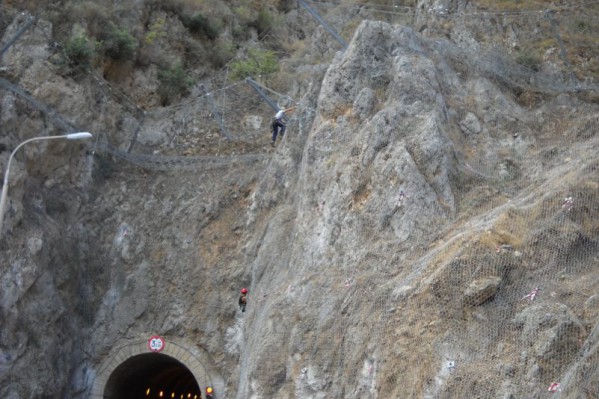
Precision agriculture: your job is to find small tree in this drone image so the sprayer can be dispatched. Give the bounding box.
[104,26,138,61]
[230,48,279,80]
[515,50,541,72]
[157,62,194,104]
[184,13,220,40]
[254,8,274,36]
[64,33,96,70]
[145,18,167,45]
[208,42,236,68]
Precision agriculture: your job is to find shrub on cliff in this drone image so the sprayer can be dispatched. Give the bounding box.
[230,48,279,80]
[64,33,96,71]
[103,26,138,61]
[157,62,194,104]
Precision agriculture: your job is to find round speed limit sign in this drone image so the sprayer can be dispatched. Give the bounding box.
[147,336,165,352]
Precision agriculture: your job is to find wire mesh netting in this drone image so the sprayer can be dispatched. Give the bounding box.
[0,1,598,398]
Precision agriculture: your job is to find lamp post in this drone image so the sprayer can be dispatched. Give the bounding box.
[0,132,93,238]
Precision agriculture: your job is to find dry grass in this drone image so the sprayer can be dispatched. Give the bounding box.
[341,19,362,41]
[439,362,505,398]
[352,179,371,209]
[478,208,527,250]
[150,246,166,263]
[60,1,112,39]
[474,0,560,10]
[323,104,353,122]
[284,39,309,59]
[196,185,255,268]
[377,313,439,398]
[102,59,134,84]
[516,90,545,108]
[568,180,599,235]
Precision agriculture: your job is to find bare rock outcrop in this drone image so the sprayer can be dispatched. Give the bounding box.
[463,276,502,306]
[513,303,585,381]
[1,5,599,399]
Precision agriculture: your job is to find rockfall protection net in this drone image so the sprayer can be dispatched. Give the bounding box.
[1,2,598,398]
[239,3,599,398]
[2,1,596,167]
[245,120,599,398]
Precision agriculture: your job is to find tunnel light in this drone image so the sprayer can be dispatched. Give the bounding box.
[160,391,164,397]
[146,388,151,396]
[171,393,175,398]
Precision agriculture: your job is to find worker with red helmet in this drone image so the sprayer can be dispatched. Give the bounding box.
[239,288,248,312]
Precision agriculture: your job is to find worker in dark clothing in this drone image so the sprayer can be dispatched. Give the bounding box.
[270,106,295,147]
[239,288,248,312]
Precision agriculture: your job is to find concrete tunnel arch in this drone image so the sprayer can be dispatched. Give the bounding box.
[91,336,219,399]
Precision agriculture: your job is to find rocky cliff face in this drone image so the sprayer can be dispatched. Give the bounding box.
[1,5,599,399]
[239,21,599,399]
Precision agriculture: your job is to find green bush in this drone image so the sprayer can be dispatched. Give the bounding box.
[230,6,254,40]
[184,13,220,40]
[230,48,279,80]
[209,42,236,68]
[515,50,541,72]
[104,26,138,61]
[233,6,254,27]
[64,33,96,69]
[157,62,194,104]
[145,18,167,45]
[254,9,274,35]
[63,2,111,38]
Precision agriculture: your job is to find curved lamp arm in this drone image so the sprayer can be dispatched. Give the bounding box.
[0,132,92,238]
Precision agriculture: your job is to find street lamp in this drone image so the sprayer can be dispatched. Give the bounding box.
[0,132,93,238]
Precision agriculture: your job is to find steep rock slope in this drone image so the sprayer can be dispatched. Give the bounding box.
[0,12,598,399]
[238,21,599,398]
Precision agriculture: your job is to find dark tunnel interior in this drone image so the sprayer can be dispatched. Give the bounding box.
[104,353,202,399]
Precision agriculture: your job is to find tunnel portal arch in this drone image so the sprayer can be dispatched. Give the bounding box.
[90,336,215,399]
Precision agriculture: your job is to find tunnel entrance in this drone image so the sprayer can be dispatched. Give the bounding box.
[90,337,215,399]
[104,353,201,398]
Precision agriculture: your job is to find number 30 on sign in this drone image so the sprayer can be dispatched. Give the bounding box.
[147,336,165,352]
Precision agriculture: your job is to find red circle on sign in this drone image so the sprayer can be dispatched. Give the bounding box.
[147,335,165,352]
